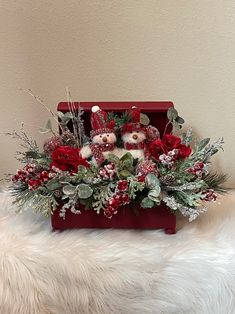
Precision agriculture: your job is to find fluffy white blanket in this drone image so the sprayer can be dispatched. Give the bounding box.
[0,190,235,314]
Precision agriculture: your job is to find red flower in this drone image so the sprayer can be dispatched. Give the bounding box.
[149,134,191,161]
[50,146,90,173]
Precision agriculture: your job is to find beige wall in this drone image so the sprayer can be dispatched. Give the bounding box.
[0,1,235,187]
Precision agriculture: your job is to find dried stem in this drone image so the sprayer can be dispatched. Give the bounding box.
[20,88,60,127]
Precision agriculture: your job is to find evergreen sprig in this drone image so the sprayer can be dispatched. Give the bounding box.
[204,172,229,194]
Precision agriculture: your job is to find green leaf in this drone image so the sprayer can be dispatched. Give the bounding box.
[145,173,160,189]
[172,121,181,131]
[77,184,93,199]
[175,116,185,124]
[107,153,120,164]
[119,170,131,178]
[39,127,51,134]
[120,152,134,164]
[63,184,77,196]
[119,152,134,172]
[141,197,155,208]
[77,165,88,174]
[140,113,150,125]
[148,187,161,202]
[64,112,74,119]
[46,180,61,191]
[197,138,210,151]
[45,119,52,130]
[57,111,65,119]
[167,107,178,121]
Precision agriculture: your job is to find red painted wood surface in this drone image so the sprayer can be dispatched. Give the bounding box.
[52,204,176,234]
[52,101,176,234]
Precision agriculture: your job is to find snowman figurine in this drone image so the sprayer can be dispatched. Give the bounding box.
[80,106,118,166]
[120,107,148,160]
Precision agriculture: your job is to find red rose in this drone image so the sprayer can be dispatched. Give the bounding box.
[164,134,181,150]
[149,134,191,161]
[177,144,192,159]
[50,146,90,173]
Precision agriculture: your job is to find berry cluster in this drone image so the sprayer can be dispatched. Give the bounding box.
[99,163,116,181]
[12,164,50,190]
[201,189,217,202]
[116,180,129,192]
[159,149,179,168]
[187,161,208,178]
[104,180,130,219]
[104,192,130,219]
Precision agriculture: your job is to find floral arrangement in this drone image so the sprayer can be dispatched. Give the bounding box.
[8,95,227,222]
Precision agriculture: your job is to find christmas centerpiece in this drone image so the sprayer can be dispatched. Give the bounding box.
[7,97,227,233]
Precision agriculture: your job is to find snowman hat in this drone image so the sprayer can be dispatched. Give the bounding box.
[121,106,146,135]
[90,105,115,137]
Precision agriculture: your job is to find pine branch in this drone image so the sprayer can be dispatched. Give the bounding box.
[204,172,229,194]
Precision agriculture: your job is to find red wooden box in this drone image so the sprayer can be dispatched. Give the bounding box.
[51,102,176,234]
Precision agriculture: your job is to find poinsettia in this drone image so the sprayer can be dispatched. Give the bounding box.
[50,146,90,173]
[149,134,192,161]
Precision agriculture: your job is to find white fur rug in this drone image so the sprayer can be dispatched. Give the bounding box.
[0,190,235,314]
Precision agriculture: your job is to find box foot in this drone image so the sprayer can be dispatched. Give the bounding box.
[165,228,176,235]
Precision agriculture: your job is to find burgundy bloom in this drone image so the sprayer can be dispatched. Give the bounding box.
[149,134,192,161]
[50,146,90,173]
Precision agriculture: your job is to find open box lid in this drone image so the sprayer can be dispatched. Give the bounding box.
[57,101,174,135]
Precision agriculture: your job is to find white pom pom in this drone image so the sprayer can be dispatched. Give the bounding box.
[92,105,100,113]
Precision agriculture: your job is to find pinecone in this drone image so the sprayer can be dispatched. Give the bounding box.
[159,174,176,186]
[54,189,62,199]
[61,129,76,146]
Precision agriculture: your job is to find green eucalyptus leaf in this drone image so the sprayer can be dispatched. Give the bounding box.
[45,119,52,130]
[63,184,77,196]
[62,195,69,200]
[77,165,88,174]
[46,180,61,191]
[148,187,161,202]
[172,121,181,131]
[57,111,65,119]
[64,112,74,119]
[197,138,210,151]
[167,107,178,121]
[39,128,51,134]
[145,173,160,189]
[77,184,93,199]
[140,113,150,125]
[141,197,155,208]
[175,116,185,124]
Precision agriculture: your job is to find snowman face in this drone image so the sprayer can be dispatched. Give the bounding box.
[122,131,146,144]
[93,132,117,144]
